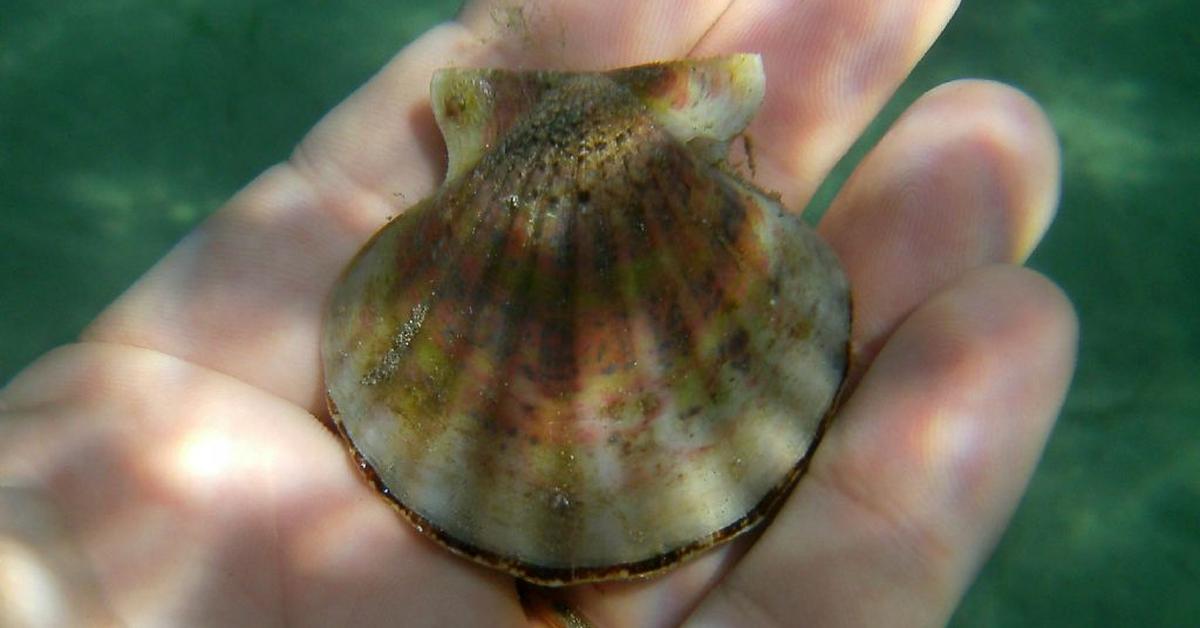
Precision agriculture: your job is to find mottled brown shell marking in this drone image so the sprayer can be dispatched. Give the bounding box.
[321,54,851,585]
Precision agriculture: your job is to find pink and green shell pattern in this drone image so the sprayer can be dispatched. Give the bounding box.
[321,54,850,585]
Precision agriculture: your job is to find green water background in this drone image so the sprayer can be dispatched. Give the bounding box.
[2,1,1197,625]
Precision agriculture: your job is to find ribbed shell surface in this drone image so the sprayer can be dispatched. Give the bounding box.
[322,67,850,584]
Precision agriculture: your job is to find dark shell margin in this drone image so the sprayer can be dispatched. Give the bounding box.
[325,312,851,587]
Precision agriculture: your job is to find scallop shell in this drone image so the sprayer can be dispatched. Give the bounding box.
[321,54,850,585]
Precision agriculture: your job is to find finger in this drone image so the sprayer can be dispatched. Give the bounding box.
[0,485,117,626]
[690,0,962,209]
[820,80,1061,375]
[0,344,524,626]
[554,544,744,628]
[296,0,732,209]
[459,0,733,68]
[687,265,1078,627]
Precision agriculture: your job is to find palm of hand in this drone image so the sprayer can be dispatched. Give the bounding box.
[0,2,1075,626]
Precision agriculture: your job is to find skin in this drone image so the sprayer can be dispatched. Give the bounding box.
[0,1,1076,626]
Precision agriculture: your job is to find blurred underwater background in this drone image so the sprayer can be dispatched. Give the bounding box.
[2,1,1196,625]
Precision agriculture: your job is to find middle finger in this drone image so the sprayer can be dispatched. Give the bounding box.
[691,0,962,210]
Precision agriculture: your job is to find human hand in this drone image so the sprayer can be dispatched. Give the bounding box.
[0,1,1076,626]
